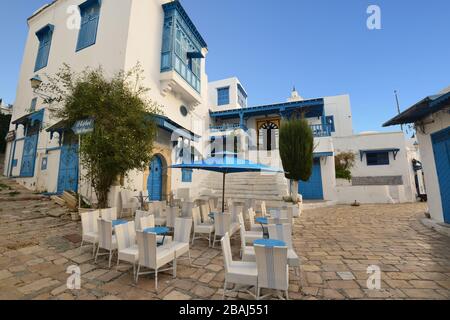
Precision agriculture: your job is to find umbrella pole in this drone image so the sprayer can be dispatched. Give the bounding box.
[222,172,226,213]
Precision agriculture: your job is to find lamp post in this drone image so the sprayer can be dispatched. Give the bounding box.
[30,75,53,100]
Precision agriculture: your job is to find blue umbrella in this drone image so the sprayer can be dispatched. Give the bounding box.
[170,153,284,213]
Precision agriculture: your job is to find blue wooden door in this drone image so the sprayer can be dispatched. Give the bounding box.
[431,126,450,223]
[20,132,39,177]
[57,143,79,194]
[298,159,324,200]
[148,156,162,201]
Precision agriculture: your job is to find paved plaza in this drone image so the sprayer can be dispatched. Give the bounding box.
[0,176,449,300]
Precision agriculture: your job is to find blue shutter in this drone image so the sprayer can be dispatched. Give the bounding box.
[34,25,54,72]
[218,87,230,106]
[366,152,390,166]
[76,1,101,51]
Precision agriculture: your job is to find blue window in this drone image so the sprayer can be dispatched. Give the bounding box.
[218,87,230,106]
[76,0,101,52]
[326,116,335,132]
[182,169,193,183]
[366,152,390,166]
[34,24,54,72]
[30,98,37,113]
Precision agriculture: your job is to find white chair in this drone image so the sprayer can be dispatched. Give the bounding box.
[254,243,289,300]
[181,201,194,218]
[80,210,100,256]
[171,218,193,274]
[208,198,218,213]
[120,190,139,217]
[192,207,214,247]
[268,217,289,225]
[267,223,301,280]
[260,201,268,217]
[248,208,264,232]
[238,217,256,262]
[150,202,167,226]
[135,231,176,290]
[230,205,242,224]
[134,210,149,231]
[221,233,258,299]
[166,206,178,229]
[100,207,118,221]
[95,219,117,268]
[238,212,263,246]
[200,204,212,223]
[115,221,138,276]
[213,212,239,247]
[140,215,172,245]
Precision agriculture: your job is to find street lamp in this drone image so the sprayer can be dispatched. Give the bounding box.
[30,74,52,100]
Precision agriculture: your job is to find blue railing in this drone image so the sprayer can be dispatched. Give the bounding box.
[310,124,332,137]
[209,123,247,132]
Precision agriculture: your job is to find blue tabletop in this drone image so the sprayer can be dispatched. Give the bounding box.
[144,227,170,235]
[208,213,215,219]
[255,217,268,225]
[112,220,128,227]
[254,239,286,247]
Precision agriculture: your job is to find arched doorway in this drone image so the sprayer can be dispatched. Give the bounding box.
[148,156,163,201]
[257,118,280,151]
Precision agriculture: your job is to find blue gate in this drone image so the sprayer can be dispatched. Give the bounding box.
[298,159,324,200]
[57,143,79,194]
[148,156,163,201]
[20,131,39,177]
[431,126,450,223]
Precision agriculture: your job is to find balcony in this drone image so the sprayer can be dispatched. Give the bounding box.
[209,123,247,133]
[310,124,332,137]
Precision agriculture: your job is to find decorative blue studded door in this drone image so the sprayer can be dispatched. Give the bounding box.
[298,158,324,200]
[148,156,162,201]
[431,126,450,223]
[20,125,40,177]
[57,141,79,194]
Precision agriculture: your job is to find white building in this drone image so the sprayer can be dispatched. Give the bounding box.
[0,100,13,115]
[207,82,420,205]
[384,86,450,224]
[3,0,423,209]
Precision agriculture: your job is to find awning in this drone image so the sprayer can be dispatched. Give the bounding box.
[152,114,201,142]
[383,91,450,127]
[187,51,205,59]
[46,120,71,143]
[12,109,44,129]
[359,149,400,161]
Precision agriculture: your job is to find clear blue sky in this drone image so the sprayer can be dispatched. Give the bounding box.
[1,0,449,133]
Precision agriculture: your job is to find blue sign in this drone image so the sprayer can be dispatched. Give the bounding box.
[72,118,95,135]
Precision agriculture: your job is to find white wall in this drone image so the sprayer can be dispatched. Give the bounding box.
[323,94,353,137]
[208,78,246,112]
[333,131,417,204]
[416,109,450,223]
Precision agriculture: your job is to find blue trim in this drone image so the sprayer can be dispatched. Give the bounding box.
[30,98,38,113]
[152,115,200,142]
[313,152,333,158]
[34,24,54,72]
[360,148,400,162]
[210,98,324,120]
[76,0,101,52]
[384,91,450,126]
[325,115,335,132]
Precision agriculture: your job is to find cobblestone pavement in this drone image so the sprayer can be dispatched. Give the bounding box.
[0,175,449,300]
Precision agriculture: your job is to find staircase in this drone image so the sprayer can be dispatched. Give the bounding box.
[198,171,289,207]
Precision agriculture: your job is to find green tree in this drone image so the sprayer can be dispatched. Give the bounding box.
[279,117,314,203]
[42,64,161,208]
[0,113,12,153]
